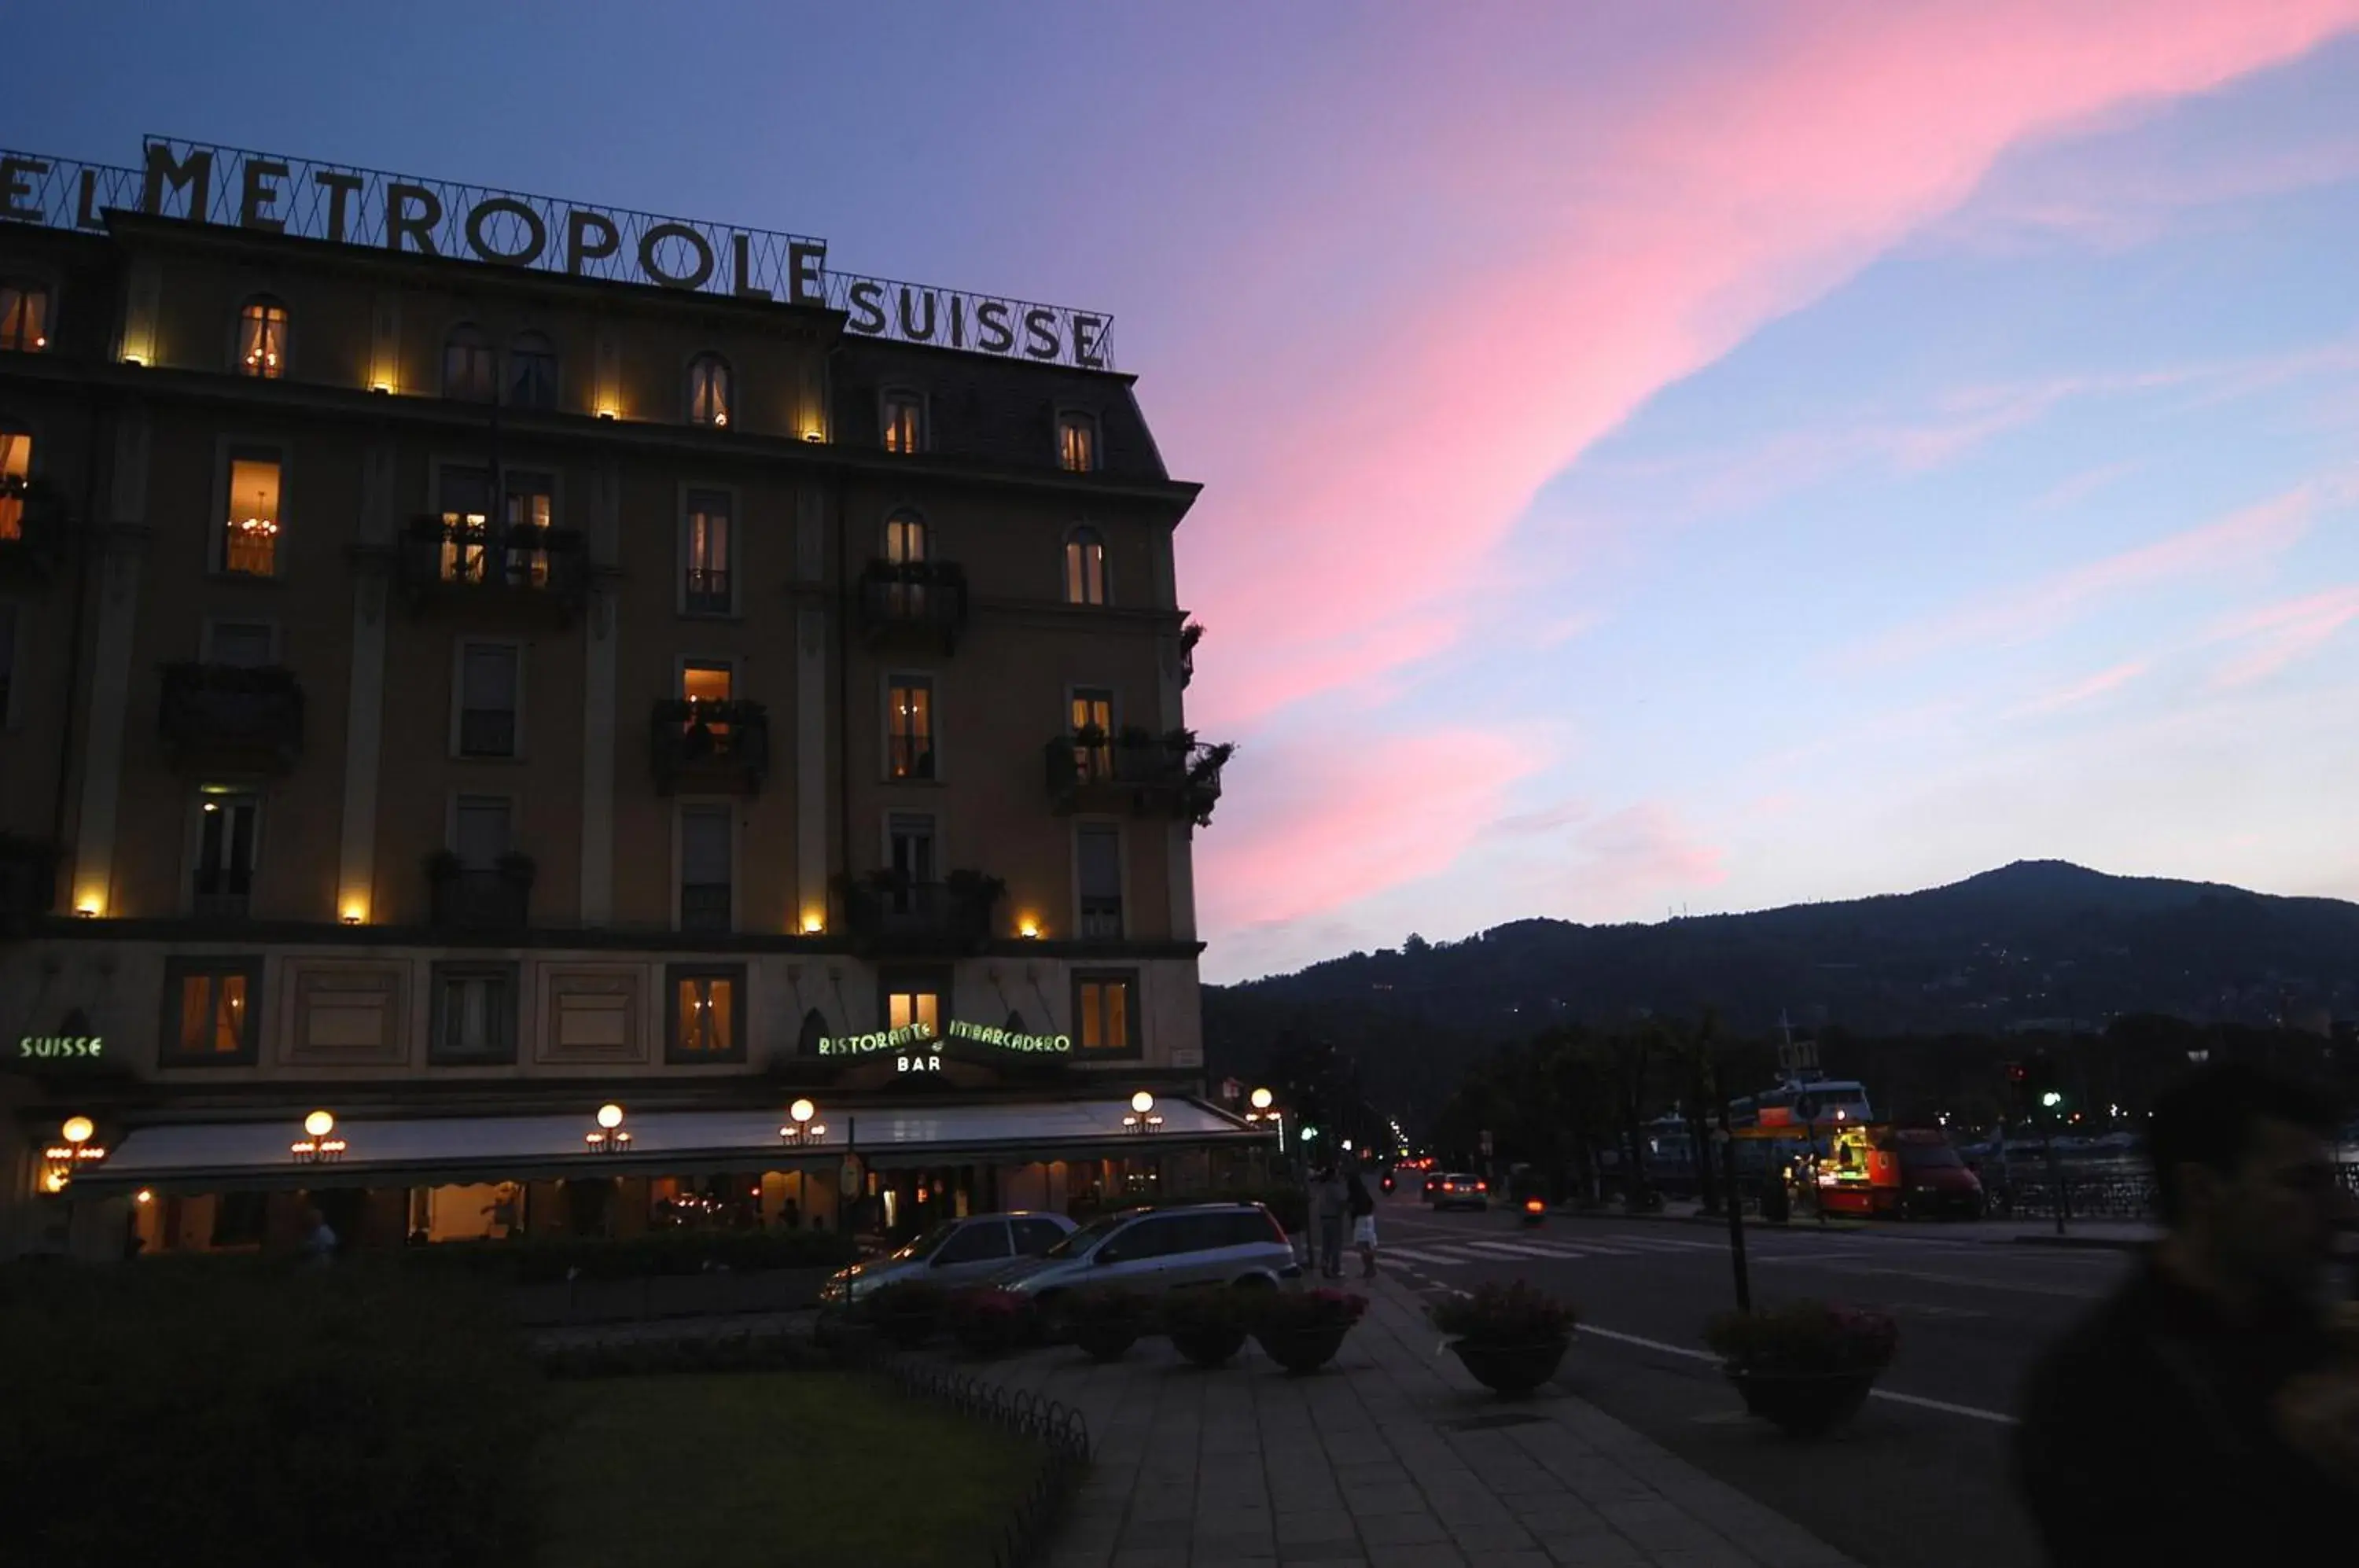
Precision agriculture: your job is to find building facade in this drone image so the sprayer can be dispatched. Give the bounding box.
[0,139,1249,1257]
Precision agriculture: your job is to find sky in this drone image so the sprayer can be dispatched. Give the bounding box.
[13,2,2359,982]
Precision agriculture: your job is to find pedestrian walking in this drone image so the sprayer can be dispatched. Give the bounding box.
[298,1205,338,1269]
[1346,1169,1378,1279]
[1309,1164,1347,1279]
[2015,1063,2359,1564]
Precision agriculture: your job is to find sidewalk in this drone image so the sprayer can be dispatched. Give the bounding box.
[981,1275,1860,1568]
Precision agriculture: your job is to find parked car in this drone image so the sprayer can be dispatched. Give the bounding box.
[1428,1172,1489,1212]
[993,1202,1300,1325]
[1893,1133,1985,1220]
[817,1211,1076,1306]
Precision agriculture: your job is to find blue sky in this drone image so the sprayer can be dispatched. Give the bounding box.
[11,3,2359,980]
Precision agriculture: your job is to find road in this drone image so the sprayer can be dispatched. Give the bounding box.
[1366,1194,2136,1568]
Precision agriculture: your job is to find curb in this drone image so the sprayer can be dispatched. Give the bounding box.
[2009,1233,2151,1251]
[1547,1205,2156,1249]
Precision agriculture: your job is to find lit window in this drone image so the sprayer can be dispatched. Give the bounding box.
[223,449,282,576]
[1075,973,1135,1053]
[1064,526,1107,605]
[684,489,732,612]
[502,470,554,586]
[882,391,924,454]
[1069,687,1113,782]
[885,513,928,567]
[888,677,934,779]
[0,282,48,353]
[443,324,495,402]
[164,960,259,1063]
[509,331,558,410]
[669,966,743,1059]
[458,643,521,758]
[1057,411,1099,473]
[887,985,942,1036]
[237,297,287,378]
[436,465,493,582]
[192,790,259,918]
[688,353,731,427]
[883,512,930,618]
[679,806,732,933]
[0,429,29,541]
[681,661,734,744]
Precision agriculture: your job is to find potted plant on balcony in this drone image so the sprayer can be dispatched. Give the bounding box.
[423,849,462,885]
[944,1285,1031,1359]
[1249,1286,1368,1375]
[1704,1301,1897,1438]
[1430,1281,1577,1396]
[1064,1284,1150,1363]
[862,1279,948,1349]
[1160,1286,1252,1368]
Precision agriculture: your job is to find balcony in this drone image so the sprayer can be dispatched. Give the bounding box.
[158,663,305,770]
[1044,727,1233,826]
[650,700,770,796]
[399,517,588,620]
[679,882,732,933]
[426,853,535,932]
[842,870,1006,956]
[0,834,57,929]
[0,475,68,584]
[857,560,969,653]
[192,867,252,921]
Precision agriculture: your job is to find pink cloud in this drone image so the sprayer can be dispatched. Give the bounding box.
[1850,482,2324,666]
[1194,727,1541,932]
[2011,660,2153,716]
[1166,3,2359,733]
[2203,584,2359,686]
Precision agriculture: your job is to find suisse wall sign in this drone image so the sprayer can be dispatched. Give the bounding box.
[818,1018,1072,1075]
[20,1035,104,1060]
[0,137,1114,370]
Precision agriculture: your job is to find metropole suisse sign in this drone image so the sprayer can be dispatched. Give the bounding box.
[0,137,1113,370]
[818,1018,1071,1075]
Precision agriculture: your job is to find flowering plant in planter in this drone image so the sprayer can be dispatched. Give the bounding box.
[1064,1284,1151,1363]
[1428,1281,1577,1346]
[1159,1286,1253,1367]
[944,1286,1031,1357]
[1704,1301,1897,1377]
[1250,1287,1369,1376]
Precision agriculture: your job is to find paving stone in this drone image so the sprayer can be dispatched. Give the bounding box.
[1353,1510,1449,1547]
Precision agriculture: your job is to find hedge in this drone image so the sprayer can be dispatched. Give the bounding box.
[0,1262,539,1566]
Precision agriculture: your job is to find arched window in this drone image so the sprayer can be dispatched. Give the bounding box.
[1063,525,1107,606]
[443,323,495,402]
[0,281,50,353]
[1056,410,1099,473]
[236,296,287,378]
[687,353,731,427]
[508,331,558,410]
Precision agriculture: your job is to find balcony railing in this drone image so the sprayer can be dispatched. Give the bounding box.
[0,834,57,929]
[193,867,252,920]
[458,708,518,758]
[842,871,1006,955]
[399,517,587,617]
[650,699,770,796]
[684,567,732,615]
[679,882,733,932]
[857,560,969,653]
[1043,727,1232,826]
[159,663,305,768]
[0,474,68,583]
[426,855,535,932]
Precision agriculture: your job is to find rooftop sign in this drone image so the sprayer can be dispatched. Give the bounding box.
[0,137,1113,370]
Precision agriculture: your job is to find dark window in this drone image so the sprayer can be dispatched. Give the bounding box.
[933,1220,1013,1265]
[888,679,934,779]
[684,489,732,612]
[509,331,558,409]
[1074,970,1137,1056]
[160,958,262,1065]
[688,354,731,427]
[193,792,258,918]
[1057,412,1099,473]
[668,964,746,1062]
[455,795,513,869]
[1076,829,1123,940]
[206,622,274,668]
[679,805,732,932]
[1227,1210,1283,1247]
[1013,1218,1066,1255]
[237,297,286,378]
[1064,526,1107,605]
[0,282,48,353]
[458,644,520,757]
[430,963,518,1063]
[887,815,937,915]
[444,324,495,401]
[0,602,16,718]
[882,391,924,454]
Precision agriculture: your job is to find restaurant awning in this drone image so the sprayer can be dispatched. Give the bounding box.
[71,1096,1271,1194]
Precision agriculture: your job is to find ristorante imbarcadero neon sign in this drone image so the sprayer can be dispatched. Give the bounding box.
[0,138,1113,370]
[819,1018,1072,1073]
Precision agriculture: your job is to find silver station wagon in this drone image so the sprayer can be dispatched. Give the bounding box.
[992,1202,1301,1323]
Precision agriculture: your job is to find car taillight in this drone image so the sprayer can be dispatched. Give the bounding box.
[1525,1198,1544,1213]
[1477,1181,1488,1191]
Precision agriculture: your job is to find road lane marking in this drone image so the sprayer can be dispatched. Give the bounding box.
[1458,1241,1588,1259]
[1576,1325,2019,1425]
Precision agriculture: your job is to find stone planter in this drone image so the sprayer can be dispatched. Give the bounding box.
[1073,1322,1140,1364]
[1724,1367,1878,1437]
[1255,1324,1349,1376]
[1170,1324,1248,1368]
[1446,1337,1568,1396]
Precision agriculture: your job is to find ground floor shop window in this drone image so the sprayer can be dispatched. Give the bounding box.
[407,1181,525,1242]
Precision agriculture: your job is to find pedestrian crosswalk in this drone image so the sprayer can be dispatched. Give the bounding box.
[1376,1232,1731,1268]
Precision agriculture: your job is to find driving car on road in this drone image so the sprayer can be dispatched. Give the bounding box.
[817,1210,1075,1306]
[993,1202,1300,1327]
[1428,1172,1489,1211]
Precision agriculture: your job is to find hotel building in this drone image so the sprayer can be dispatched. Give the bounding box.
[0,139,1254,1257]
